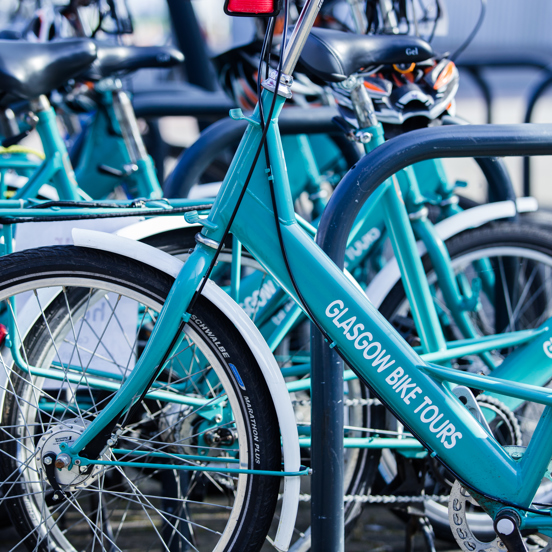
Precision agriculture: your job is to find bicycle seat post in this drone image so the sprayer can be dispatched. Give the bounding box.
[0,108,19,139]
[98,78,162,198]
[338,73,380,133]
[109,82,148,164]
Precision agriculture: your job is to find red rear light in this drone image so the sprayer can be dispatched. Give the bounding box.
[224,0,283,17]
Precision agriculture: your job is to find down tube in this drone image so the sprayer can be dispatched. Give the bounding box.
[231,210,522,503]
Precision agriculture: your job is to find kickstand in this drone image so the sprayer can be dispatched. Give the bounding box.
[405,513,436,552]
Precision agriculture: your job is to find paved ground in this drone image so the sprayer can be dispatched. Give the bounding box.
[0,503,461,551]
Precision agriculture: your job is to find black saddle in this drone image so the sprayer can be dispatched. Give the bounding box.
[0,39,97,100]
[89,44,184,80]
[299,28,434,83]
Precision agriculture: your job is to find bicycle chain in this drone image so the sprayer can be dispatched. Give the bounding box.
[291,395,434,505]
[291,398,381,407]
[343,494,449,504]
[280,493,449,504]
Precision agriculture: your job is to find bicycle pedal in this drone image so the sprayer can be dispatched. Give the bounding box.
[494,511,528,552]
[97,163,137,178]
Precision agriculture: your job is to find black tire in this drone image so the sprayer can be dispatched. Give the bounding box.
[0,245,280,552]
[382,222,552,339]
[379,222,552,541]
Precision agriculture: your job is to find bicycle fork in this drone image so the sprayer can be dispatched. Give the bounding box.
[56,240,216,461]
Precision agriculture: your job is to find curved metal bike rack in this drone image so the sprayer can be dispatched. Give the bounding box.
[312,123,552,551]
[164,110,517,201]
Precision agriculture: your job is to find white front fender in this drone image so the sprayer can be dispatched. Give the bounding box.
[73,228,299,551]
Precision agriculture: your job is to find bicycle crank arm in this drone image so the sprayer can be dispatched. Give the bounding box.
[494,511,528,552]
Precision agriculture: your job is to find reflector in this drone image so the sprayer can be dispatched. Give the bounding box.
[224,0,283,17]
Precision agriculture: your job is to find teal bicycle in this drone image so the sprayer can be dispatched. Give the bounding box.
[2,2,552,552]
[0,38,185,202]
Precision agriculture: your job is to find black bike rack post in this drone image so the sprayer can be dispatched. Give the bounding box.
[165,0,219,92]
[311,123,552,552]
[441,115,516,203]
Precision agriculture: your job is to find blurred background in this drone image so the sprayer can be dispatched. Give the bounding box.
[104,0,552,206]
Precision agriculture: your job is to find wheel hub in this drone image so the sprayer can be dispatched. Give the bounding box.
[37,420,105,491]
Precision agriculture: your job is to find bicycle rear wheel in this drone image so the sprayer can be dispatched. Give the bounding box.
[380,222,552,540]
[0,245,280,552]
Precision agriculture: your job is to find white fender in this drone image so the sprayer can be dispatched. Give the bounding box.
[115,216,199,241]
[366,198,538,307]
[73,228,299,551]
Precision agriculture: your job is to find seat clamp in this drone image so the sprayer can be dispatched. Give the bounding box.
[262,69,293,99]
[338,74,362,91]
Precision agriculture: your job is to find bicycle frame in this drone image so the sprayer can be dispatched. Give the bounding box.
[73,84,163,200]
[234,130,523,373]
[1,87,162,202]
[5,4,552,542]
[54,82,552,533]
[9,97,83,201]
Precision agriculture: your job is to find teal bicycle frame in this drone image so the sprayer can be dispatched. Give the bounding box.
[52,80,552,532]
[0,86,163,202]
[0,9,542,532]
[230,123,506,386]
[72,82,163,200]
[2,72,547,485]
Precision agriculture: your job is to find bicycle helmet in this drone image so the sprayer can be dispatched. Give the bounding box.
[332,56,458,131]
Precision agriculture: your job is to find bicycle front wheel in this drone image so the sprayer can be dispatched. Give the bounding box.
[0,245,281,552]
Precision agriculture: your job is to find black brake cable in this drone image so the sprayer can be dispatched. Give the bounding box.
[427,0,441,43]
[185,14,281,316]
[88,13,282,452]
[259,0,338,348]
[450,0,486,61]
